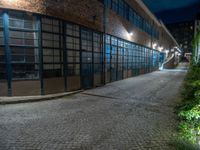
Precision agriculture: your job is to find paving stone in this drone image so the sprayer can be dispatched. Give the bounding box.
[0,69,187,150]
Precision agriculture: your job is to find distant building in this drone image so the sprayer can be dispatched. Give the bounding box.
[193,32,200,63]
[194,13,200,37]
[167,21,194,56]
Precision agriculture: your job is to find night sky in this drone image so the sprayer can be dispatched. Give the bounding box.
[142,0,200,24]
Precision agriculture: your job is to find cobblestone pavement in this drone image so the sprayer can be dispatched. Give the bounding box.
[0,69,187,150]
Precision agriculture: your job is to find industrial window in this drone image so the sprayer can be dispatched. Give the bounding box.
[8,11,39,79]
[134,12,139,28]
[104,0,111,8]
[149,49,153,67]
[133,44,137,69]
[153,51,158,67]
[66,23,80,76]
[0,13,5,80]
[111,37,117,81]
[0,15,3,46]
[134,13,143,29]
[132,44,136,69]
[81,30,92,52]
[0,13,4,57]
[93,32,102,74]
[124,42,129,70]
[144,48,148,68]
[139,46,143,69]
[141,47,145,68]
[106,34,110,44]
[111,43,117,64]
[143,21,150,34]
[118,0,126,18]
[128,43,132,69]
[81,29,93,78]
[112,0,119,13]
[111,36,117,46]
[42,17,63,78]
[129,8,135,25]
[100,0,159,38]
[135,45,140,68]
[118,40,124,72]
[110,37,118,81]
[105,35,111,71]
[81,29,93,84]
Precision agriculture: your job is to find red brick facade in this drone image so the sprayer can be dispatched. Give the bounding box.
[0,0,177,49]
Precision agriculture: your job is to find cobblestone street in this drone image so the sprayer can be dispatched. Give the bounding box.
[0,69,187,150]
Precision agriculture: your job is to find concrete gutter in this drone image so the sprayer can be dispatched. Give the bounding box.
[0,90,83,105]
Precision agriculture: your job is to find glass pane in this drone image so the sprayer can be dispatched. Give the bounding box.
[9,11,37,30]
[12,64,39,79]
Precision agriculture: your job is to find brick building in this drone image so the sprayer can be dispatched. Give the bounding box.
[0,0,179,96]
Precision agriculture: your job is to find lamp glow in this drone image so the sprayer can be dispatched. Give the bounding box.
[158,46,163,51]
[153,43,157,49]
[128,32,133,36]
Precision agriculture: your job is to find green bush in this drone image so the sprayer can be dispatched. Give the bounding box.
[178,122,196,144]
[176,63,200,148]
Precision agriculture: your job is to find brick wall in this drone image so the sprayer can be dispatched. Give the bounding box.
[0,0,177,52]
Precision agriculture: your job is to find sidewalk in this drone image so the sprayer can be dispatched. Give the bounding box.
[0,90,83,105]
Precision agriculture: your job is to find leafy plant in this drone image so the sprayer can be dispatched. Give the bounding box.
[175,63,200,148]
[178,122,196,144]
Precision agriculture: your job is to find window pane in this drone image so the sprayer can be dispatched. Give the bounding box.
[0,47,5,63]
[12,64,39,79]
[9,11,37,30]
[10,31,38,46]
[42,17,63,78]
[0,28,4,45]
[8,11,39,79]
[0,64,6,80]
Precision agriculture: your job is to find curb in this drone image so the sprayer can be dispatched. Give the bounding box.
[0,90,84,105]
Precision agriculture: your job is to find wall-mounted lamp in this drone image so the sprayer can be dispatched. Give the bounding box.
[128,32,133,36]
[158,46,163,51]
[153,43,157,49]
